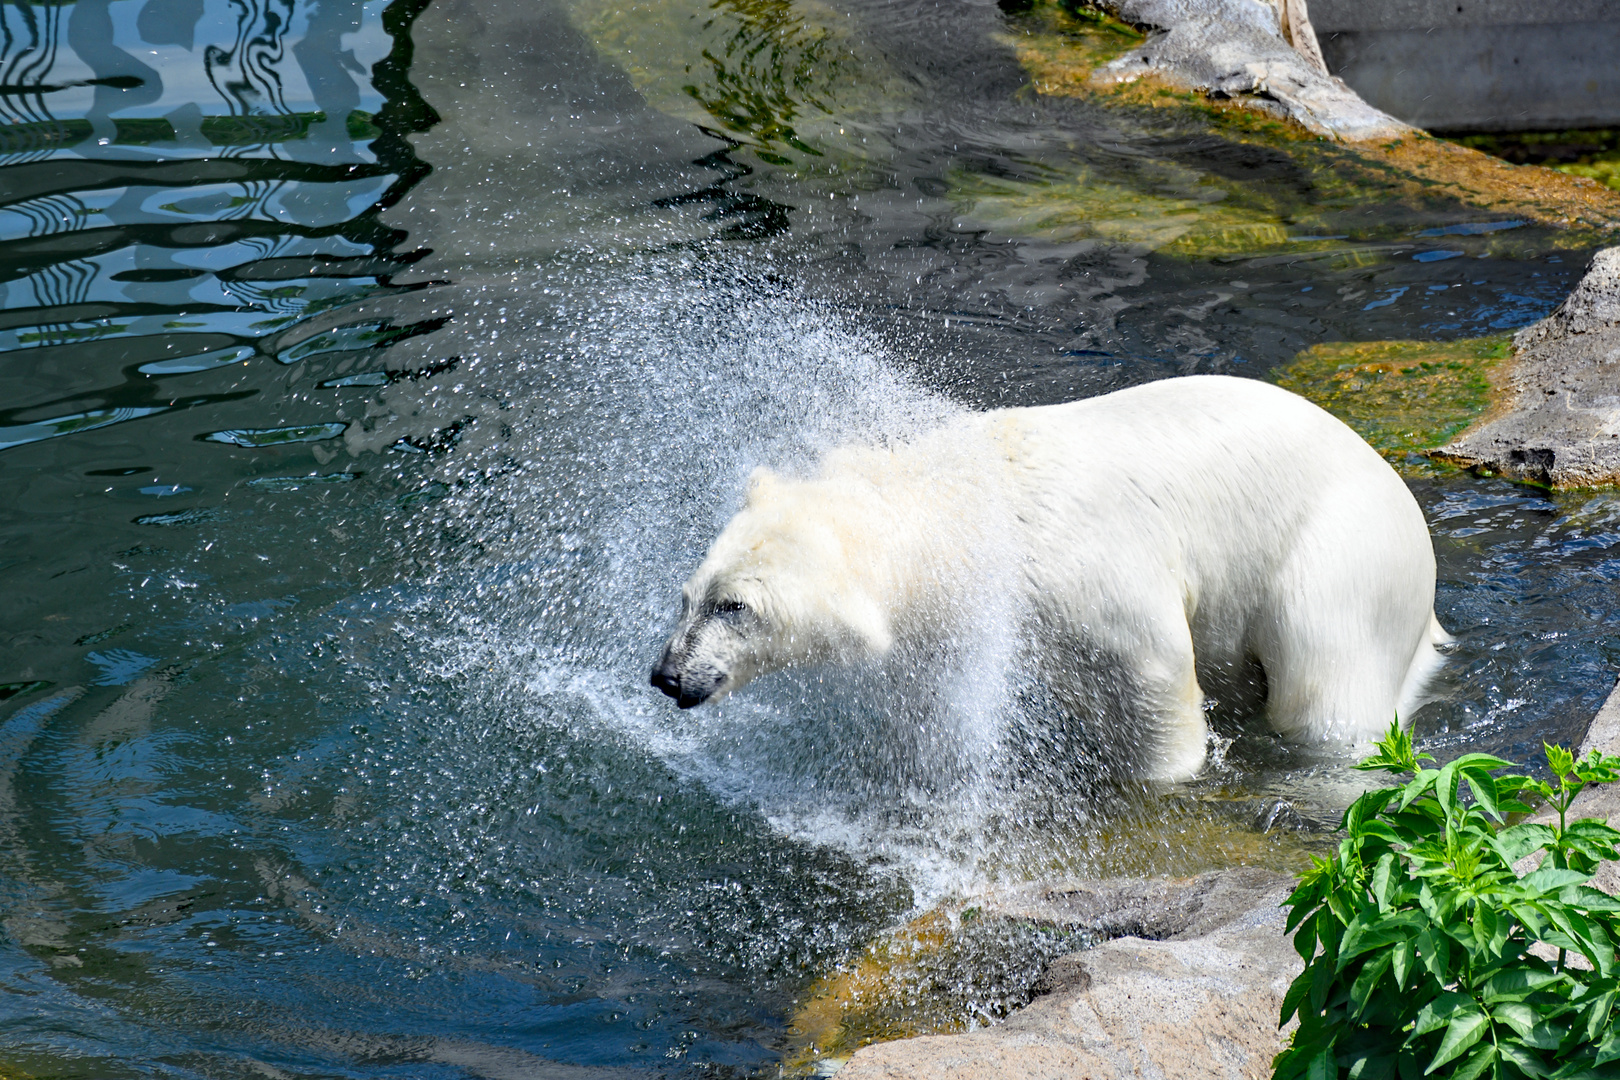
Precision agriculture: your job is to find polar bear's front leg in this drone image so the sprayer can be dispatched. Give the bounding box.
[1124,649,1209,783]
[1045,608,1209,782]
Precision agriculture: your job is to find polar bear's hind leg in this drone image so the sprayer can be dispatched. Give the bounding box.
[1254,555,1437,747]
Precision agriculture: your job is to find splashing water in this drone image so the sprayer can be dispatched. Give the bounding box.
[355,255,1090,909]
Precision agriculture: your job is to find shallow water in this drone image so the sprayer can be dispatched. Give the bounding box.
[2,0,1617,1075]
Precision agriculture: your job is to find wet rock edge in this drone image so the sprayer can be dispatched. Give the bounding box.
[836,680,1620,1079]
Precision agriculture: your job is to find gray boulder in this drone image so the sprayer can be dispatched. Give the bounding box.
[1083,0,1411,141]
[836,869,1300,1080]
[1437,247,1620,487]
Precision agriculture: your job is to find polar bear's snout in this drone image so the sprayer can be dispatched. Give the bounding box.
[651,600,756,708]
[649,646,725,709]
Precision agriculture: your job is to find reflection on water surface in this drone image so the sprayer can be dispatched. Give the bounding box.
[2,0,1619,1074]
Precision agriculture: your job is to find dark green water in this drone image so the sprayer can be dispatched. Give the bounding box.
[2,0,1617,1075]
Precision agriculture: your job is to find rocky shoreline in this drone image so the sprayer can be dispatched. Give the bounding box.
[837,679,1620,1079]
[1437,248,1620,487]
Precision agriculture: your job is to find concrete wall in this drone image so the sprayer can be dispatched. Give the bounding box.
[1310,0,1620,132]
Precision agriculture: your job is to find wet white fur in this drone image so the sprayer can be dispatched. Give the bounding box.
[667,374,1449,781]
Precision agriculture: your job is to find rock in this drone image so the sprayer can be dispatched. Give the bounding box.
[1082,0,1411,141]
[1436,247,1620,487]
[1515,247,1620,346]
[836,869,1299,1080]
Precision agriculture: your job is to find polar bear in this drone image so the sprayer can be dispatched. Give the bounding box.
[650,375,1449,781]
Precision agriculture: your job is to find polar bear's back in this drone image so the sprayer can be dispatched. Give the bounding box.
[988,375,1424,555]
[980,375,1438,719]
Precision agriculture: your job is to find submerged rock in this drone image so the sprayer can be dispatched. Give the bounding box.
[1437,247,1620,487]
[1083,0,1409,141]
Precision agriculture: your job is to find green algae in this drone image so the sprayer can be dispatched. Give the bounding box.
[1273,336,1516,466]
[946,161,1288,254]
[1444,130,1620,194]
[1562,159,1620,193]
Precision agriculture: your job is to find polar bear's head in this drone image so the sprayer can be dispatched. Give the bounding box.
[650,467,895,708]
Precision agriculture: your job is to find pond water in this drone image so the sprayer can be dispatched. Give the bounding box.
[3,0,1619,1075]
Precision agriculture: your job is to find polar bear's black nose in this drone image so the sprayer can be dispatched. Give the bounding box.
[651,658,718,708]
[650,662,682,700]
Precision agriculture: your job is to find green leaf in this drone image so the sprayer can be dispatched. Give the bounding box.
[1357,720,1430,773]
[1425,1006,1489,1073]
[1309,951,1335,1015]
[1306,1045,1335,1080]
[1414,927,1452,982]
[1351,951,1395,1017]
[1341,911,1424,969]
[1401,769,1442,811]
[1584,988,1616,1043]
[1563,885,1620,914]
[1413,991,1472,1036]
[1293,919,1321,962]
[1463,773,1501,819]
[1436,760,1464,821]
[1494,823,1557,864]
[1450,1041,1496,1080]
[1544,905,1603,970]
[1346,1050,1398,1080]
[1280,967,1313,1027]
[1474,901,1502,956]
[1492,1001,1538,1037]
[1521,1020,1565,1051]
[1450,753,1516,773]
[1521,867,1591,894]
[1348,787,1407,834]
[1481,967,1563,1004]
[1372,853,1398,912]
[1597,1025,1620,1067]
[1547,743,1576,779]
[1498,1042,1551,1079]
[1392,937,1414,991]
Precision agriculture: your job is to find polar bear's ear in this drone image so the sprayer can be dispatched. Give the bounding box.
[745,466,778,503]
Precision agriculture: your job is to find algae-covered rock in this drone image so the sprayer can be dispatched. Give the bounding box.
[783,791,1328,1074]
[1278,249,1620,488]
[1273,336,1514,466]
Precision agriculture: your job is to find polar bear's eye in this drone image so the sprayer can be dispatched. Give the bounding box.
[713,599,748,616]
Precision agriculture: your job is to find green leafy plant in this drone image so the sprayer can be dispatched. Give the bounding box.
[1274,723,1620,1080]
